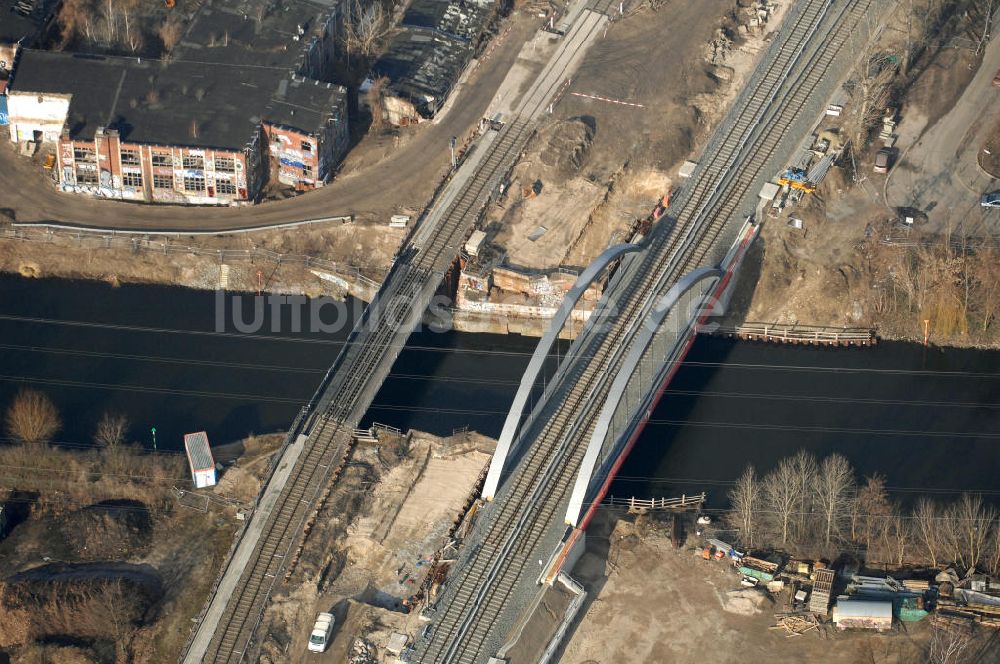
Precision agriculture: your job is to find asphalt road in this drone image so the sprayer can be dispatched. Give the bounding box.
[0,17,537,233]
[885,33,1000,236]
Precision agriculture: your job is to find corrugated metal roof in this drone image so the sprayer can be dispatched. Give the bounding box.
[184,431,215,472]
[834,600,893,620]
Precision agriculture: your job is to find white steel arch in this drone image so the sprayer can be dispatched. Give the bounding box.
[481,242,642,500]
[564,266,723,525]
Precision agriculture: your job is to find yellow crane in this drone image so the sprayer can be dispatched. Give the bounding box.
[776,168,816,193]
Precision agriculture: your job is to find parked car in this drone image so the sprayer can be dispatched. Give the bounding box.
[993,69,1000,87]
[308,612,335,653]
[873,148,892,174]
[981,191,1000,208]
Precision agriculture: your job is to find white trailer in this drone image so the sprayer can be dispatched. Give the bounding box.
[184,431,217,489]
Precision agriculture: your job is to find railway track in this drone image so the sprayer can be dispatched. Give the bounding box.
[416,1,877,661]
[184,9,620,658]
[191,118,534,663]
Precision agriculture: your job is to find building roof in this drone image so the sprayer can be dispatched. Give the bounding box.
[833,599,893,620]
[401,0,494,42]
[1,0,59,47]
[174,0,332,69]
[374,0,495,114]
[374,31,470,109]
[184,431,215,472]
[9,49,347,148]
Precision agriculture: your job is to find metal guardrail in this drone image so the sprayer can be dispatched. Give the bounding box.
[711,322,876,345]
[10,216,354,236]
[603,493,707,512]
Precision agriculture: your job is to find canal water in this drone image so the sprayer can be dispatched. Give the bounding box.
[1,274,998,503]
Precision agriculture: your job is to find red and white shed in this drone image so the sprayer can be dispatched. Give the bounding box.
[184,431,217,489]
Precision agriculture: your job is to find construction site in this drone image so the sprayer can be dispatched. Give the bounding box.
[3,0,1000,662]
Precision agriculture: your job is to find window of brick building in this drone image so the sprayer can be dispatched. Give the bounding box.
[75,166,98,184]
[151,154,171,167]
[216,180,237,195]
[123,172,143,188]
[301,141,313,153]
[120,150,140,166]
[302,165,313,177]
[183,176,205,192]
[152,174,173,189]
[183,155,205,170]
[73,147,96,162]
[214,157,236,172]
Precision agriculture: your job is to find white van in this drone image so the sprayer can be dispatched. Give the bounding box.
[308,612,335,653]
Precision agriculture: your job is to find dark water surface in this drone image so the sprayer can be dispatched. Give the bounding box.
[614,337,1000,506]
[1,274,998,502]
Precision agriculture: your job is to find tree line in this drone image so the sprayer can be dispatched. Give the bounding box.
[727,450,1000,574]
[2,388,181,509]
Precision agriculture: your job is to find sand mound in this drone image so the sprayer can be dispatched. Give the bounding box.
[539,117,595,177]
[721,588,767,615]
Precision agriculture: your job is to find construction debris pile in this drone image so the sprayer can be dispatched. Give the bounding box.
[771,612,820,638]
[348,638,377,664]
[700,537,1000,637]
[934,569,1000,629]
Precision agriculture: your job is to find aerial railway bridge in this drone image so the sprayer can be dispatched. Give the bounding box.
[181,0,618,660]
[181,0,887,660]
[415,0,884,661]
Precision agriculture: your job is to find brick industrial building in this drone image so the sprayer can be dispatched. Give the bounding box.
[4,0,351,205]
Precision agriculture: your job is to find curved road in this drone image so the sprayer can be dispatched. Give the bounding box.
[885,31,1000,236]
[0,18,537,233]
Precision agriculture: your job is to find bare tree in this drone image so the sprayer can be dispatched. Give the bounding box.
[914,496,944,567]
[55,0,96,47]
[986,525,1000,577]
[763,457,801,547]
[5,389,61,446]
[844,10,899,148]
[943,493,996,570]
[886,509,910,567]
[927,620,973,664]
[972,244,1000,334]
[92,578,139,660]
[343,0,389,57]
[158,17,183,54]
[815,454,856,547]
[789,450,818,543]
[727,465,762,548]
[94,412,129,450]
[853,474,891,556]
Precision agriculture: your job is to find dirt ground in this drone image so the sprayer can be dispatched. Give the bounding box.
[258,429,495,664]
[733,5,1000,348]
[0,215,401,297]
[492,0,789,271]
[978,113,1000,177]
[560,513,936,664]
[0,433,283,663]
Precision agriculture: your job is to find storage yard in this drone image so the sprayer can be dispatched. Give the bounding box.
[561,511,999,664]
